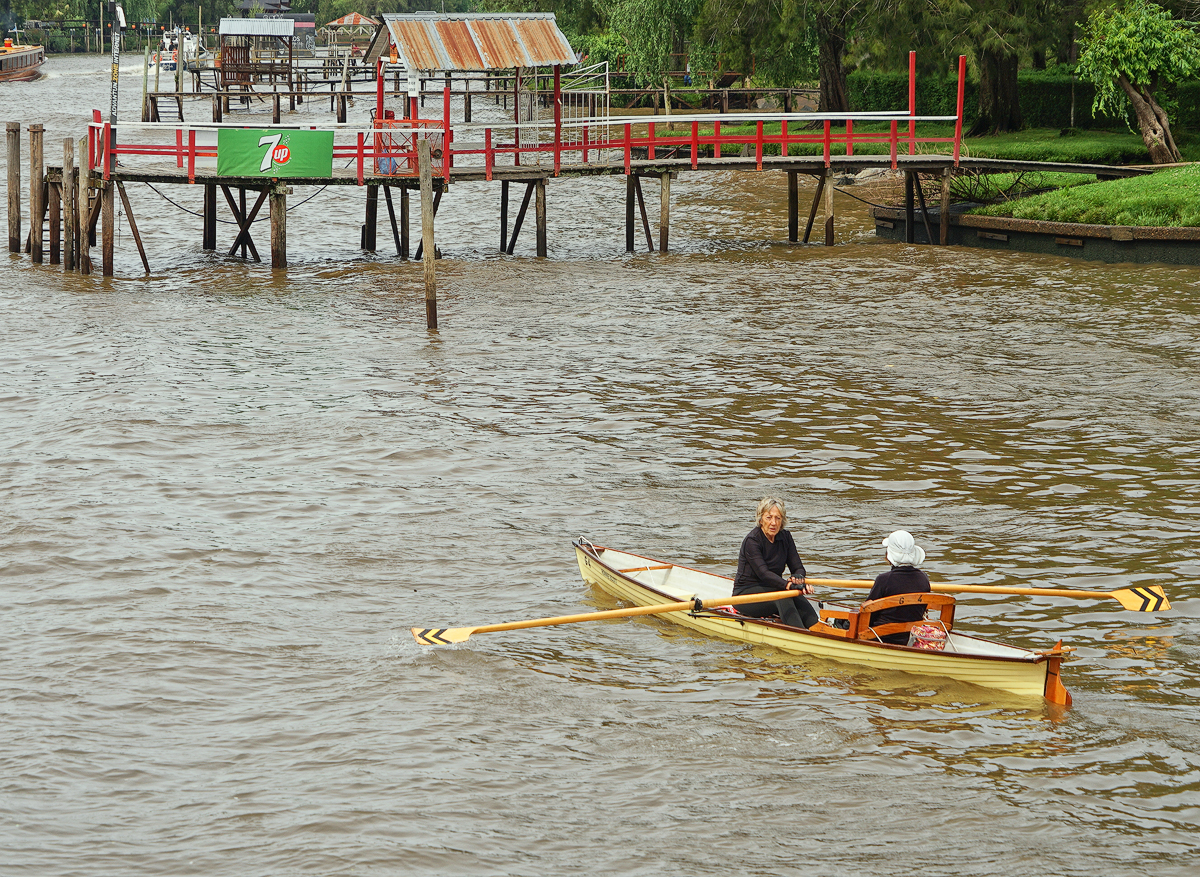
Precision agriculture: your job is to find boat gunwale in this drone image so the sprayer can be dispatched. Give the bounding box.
[575,540,1054,667]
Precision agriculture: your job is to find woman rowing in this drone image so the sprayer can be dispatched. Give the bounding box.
[732,496,818,629]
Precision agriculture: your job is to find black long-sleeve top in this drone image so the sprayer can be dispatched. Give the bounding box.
[732,527,806,595]
[866,566,932,629]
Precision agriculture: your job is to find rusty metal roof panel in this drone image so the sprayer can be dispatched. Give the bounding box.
[375,13,575,71]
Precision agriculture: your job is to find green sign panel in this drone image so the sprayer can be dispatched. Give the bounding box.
[217,128,334,178]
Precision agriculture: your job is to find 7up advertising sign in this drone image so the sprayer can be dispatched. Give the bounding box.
[217,129,334,179]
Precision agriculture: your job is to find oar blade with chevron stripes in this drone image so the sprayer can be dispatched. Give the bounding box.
[1111,585,1170,612]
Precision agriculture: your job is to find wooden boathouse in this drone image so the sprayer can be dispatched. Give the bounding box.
[5,12,1142,327]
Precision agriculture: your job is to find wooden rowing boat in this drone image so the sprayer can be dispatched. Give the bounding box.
[573,539,1072,705]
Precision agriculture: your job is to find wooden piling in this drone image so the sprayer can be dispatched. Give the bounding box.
[270,183,287,269]
[904,171,915,244]
[625,175,635,253]
[101,181,114,276]
[7,122,20,253]
[418,139,437,330]
[203,184,216,250]
[787,171,798,243]
[400,187,410,260]
[30,123,43,264]
[363,184,378,251]
[272,93,281,125]
[500,180,509,252]
[940,168,952,245]
[62,138,75,272]
[383,185,403,255]
[534,179,547,257]
[659,172,671,253]
[48,175,60,265]
[914,173,934,243]
[824,169,835,246]
[78,137,91,274]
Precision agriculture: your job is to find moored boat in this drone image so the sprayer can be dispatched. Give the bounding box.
[0,39,45,82]
[574,539,1073,705]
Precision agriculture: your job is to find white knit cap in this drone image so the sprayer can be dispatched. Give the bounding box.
[882,530,925,567]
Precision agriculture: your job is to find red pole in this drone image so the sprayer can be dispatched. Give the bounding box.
[648,122,655,161]
[485,127,493,180]
[690,120,698,169]
[846,119,854,157]
[908,50,916,156]
[553,65,561,174]
[822,119,830,166]
[755,120,763,170]
[624,122,631,174]
[953,54,966,164]
[889,119,898,168]
[357,131,364,185]
[781,119,788,158]
[102,122,111,180]
[377,59,385,126]
[187,129,196,183]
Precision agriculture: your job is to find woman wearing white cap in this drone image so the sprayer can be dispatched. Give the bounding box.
[866,531,932,644]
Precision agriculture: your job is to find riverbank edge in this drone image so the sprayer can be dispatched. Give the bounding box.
[870,206,1200,265]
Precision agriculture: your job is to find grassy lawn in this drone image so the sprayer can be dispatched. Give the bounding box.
[970,164,1200,226]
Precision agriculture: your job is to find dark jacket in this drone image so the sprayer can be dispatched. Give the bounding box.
[866,566,932,637]
[733,527,806,595]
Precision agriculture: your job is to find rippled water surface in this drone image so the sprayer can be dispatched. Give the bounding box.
[3,56,1199,876]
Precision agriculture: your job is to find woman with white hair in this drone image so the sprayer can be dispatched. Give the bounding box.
[731,496,818,629]
[866,530,932,644]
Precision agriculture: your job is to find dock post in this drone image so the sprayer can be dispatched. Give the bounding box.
[418,139,437,330]
[203,184,216,250]
[535,178,547,258]
[62,138,75,272]
[77,136,90,274]
[625,175,635,253]
[940,168,952,245]
[30,123,43,263]
[272,93,281,125]
[400,187,410,260]
[101,181,114,276]
[500,180,508,252]
[904,172,915,244]
[787,171,798,243]
[7,122,20,253]
[824,168,835,246]
[363,184,378,251]
[270,182,287,269]
[48,172,60,265]
[660,171,671,253]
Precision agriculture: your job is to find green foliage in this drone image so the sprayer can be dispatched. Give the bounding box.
[608,0,702,85]
[690,0,815,87]
[972,164,1200,226]
[1076,0,1200,121]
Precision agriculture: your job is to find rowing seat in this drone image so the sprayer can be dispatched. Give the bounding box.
[856,593,956,643]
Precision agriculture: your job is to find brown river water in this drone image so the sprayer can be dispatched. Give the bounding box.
[3,55,1199,876]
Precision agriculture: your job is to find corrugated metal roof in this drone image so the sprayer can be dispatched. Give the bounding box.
[219,17,296,38]
[326,13,377,28]
[365,12,575,70]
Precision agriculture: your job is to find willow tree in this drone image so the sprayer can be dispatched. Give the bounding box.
[1077,0,1200,163]
[608,0,704,86]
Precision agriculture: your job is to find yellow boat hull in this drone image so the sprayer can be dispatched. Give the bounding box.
[574,540,1071,705]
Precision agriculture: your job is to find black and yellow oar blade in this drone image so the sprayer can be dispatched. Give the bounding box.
[1111,585,1170,612]
[412,627,475,645]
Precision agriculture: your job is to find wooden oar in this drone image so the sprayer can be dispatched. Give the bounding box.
[804,577,1171,612]
[412,588,802,645]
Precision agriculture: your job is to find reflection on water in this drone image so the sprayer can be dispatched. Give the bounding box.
[2,54,1199,877]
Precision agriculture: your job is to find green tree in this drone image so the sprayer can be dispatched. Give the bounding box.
[607,0,702,85]
[1077,0,1200,162]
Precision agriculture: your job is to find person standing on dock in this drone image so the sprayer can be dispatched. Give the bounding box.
[867,531,932,644]
[732,497,819,629]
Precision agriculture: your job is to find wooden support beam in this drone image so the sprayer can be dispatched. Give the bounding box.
[824,168,835,246]
[633,176,654,252]
[940,168,952,245]
[363,184,378,251]
[383,185,403,256]
[803,173,825,244]
[30,123,43,264]
[787,170,798,243]
[62,138,75,272]
[418,138,437,330]
[203,184,216,250]
[115,181,151,275]
[500,180,509,253]
[221,185,267,262]
[659,171,670,253]
[7,122,20,253]
[101,181,114,276]
[905,171,915,244]
[625,175,635,253]
[505,182,535,256]
[414,190,442,261]
[535,178,547,258]
[400,187,410,260]
[270,183,287,269]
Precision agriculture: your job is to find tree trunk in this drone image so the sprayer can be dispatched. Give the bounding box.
[1118,74,1180,164]
[968,48,1022,136]
[815,12,849,113]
